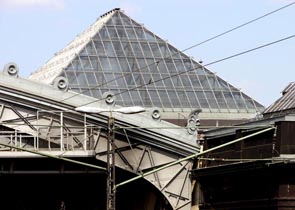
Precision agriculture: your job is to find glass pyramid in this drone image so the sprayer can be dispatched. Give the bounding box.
[29,8,264,119]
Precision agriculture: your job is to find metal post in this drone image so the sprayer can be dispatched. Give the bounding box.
[84,113,87,151]
[60,111,64,151]
[106,116,116,210]
[115,126,275,190]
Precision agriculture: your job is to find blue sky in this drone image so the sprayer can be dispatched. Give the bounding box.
[0,0,294,107]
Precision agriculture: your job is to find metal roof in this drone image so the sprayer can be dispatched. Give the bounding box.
[263,82,295,114]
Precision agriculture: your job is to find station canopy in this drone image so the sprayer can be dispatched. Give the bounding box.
[29,8,264,120]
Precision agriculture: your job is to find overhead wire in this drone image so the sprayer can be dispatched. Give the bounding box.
[57,1,295,104]
[76,34,295,108]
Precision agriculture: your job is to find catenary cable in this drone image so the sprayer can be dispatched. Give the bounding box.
[57,1,295,104]
[77,34,295,108]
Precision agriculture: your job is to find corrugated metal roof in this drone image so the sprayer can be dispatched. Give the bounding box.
[264,82,295,114]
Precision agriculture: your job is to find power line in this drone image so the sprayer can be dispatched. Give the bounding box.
[76,34,295,108]
[181,1,295,52]
[57,1,295,104]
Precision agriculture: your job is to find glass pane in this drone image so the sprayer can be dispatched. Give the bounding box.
[135,27,145,40]
[171,76,182,87]
[76,72,88,87]
[214,91,227,109]
[187,91,200,108]
[104,73,117,87]
[162,74,173,87]
[142,73,153,85]
[121,42,133,56]
[131,43,144,57]
[183,59,193,71]
[125,27,136,39]
[125,74,135,86]
[120,14,132,26]
[139,90,152,106]
[86,41,97,55]
[103,41,115,56]
[178,91,190,107]
[65,63,74,71]
[159,43,170,57]
[130,90,143,106]
[165,59,176,73]
[80,57,93,70]
[112,41,124,56]
[137,58,147,69]
[150,43,161,57]
[207,75,219,90]
[127,58,139,72]
[107,27,118,39]
[65,71,78,85]
[141,43,153,57]
[196,91,209,108]
[89,57,101,71]
[116,26,127,39]
[120,91,133,106]
[99,27,109,39]
[174,60,185,72]
[94,72,106,87]
[149,90,161,107]
[157,60,168,73]
[217,78,230,90]
[180,74,192,88]
[72,58,83,71]
[223,92,237,109]
[168,45,181,59]
[190,76,202,89]
[134,73,144,86]
[111,13,123,25]
[146,59,158,72]
[199,75,211,90]
[192,62,205,75]
[93,41,105,56]
[80,88,92,97]
[118,58,129,72]
[233,92,248,109]
[114,73,126,87]
[85,72,96,85]
[80,48,88,56]
[167,91,180,106]
[109,58,121,72]
[153,74,164,87]
[158,90,172,107]
[100,58,112,71]
[205,91,218,109]
[144,30,156,41]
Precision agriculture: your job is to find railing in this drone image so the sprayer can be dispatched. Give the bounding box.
[0,110,101,152]
[0,126,100,152]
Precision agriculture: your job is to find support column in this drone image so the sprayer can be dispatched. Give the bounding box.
[106,116,116,210]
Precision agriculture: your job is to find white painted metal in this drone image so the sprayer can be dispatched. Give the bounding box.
[0,72,199,210]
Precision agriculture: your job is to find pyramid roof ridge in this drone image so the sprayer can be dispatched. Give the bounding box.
[29,8,120,84]
[29,8,265,119]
